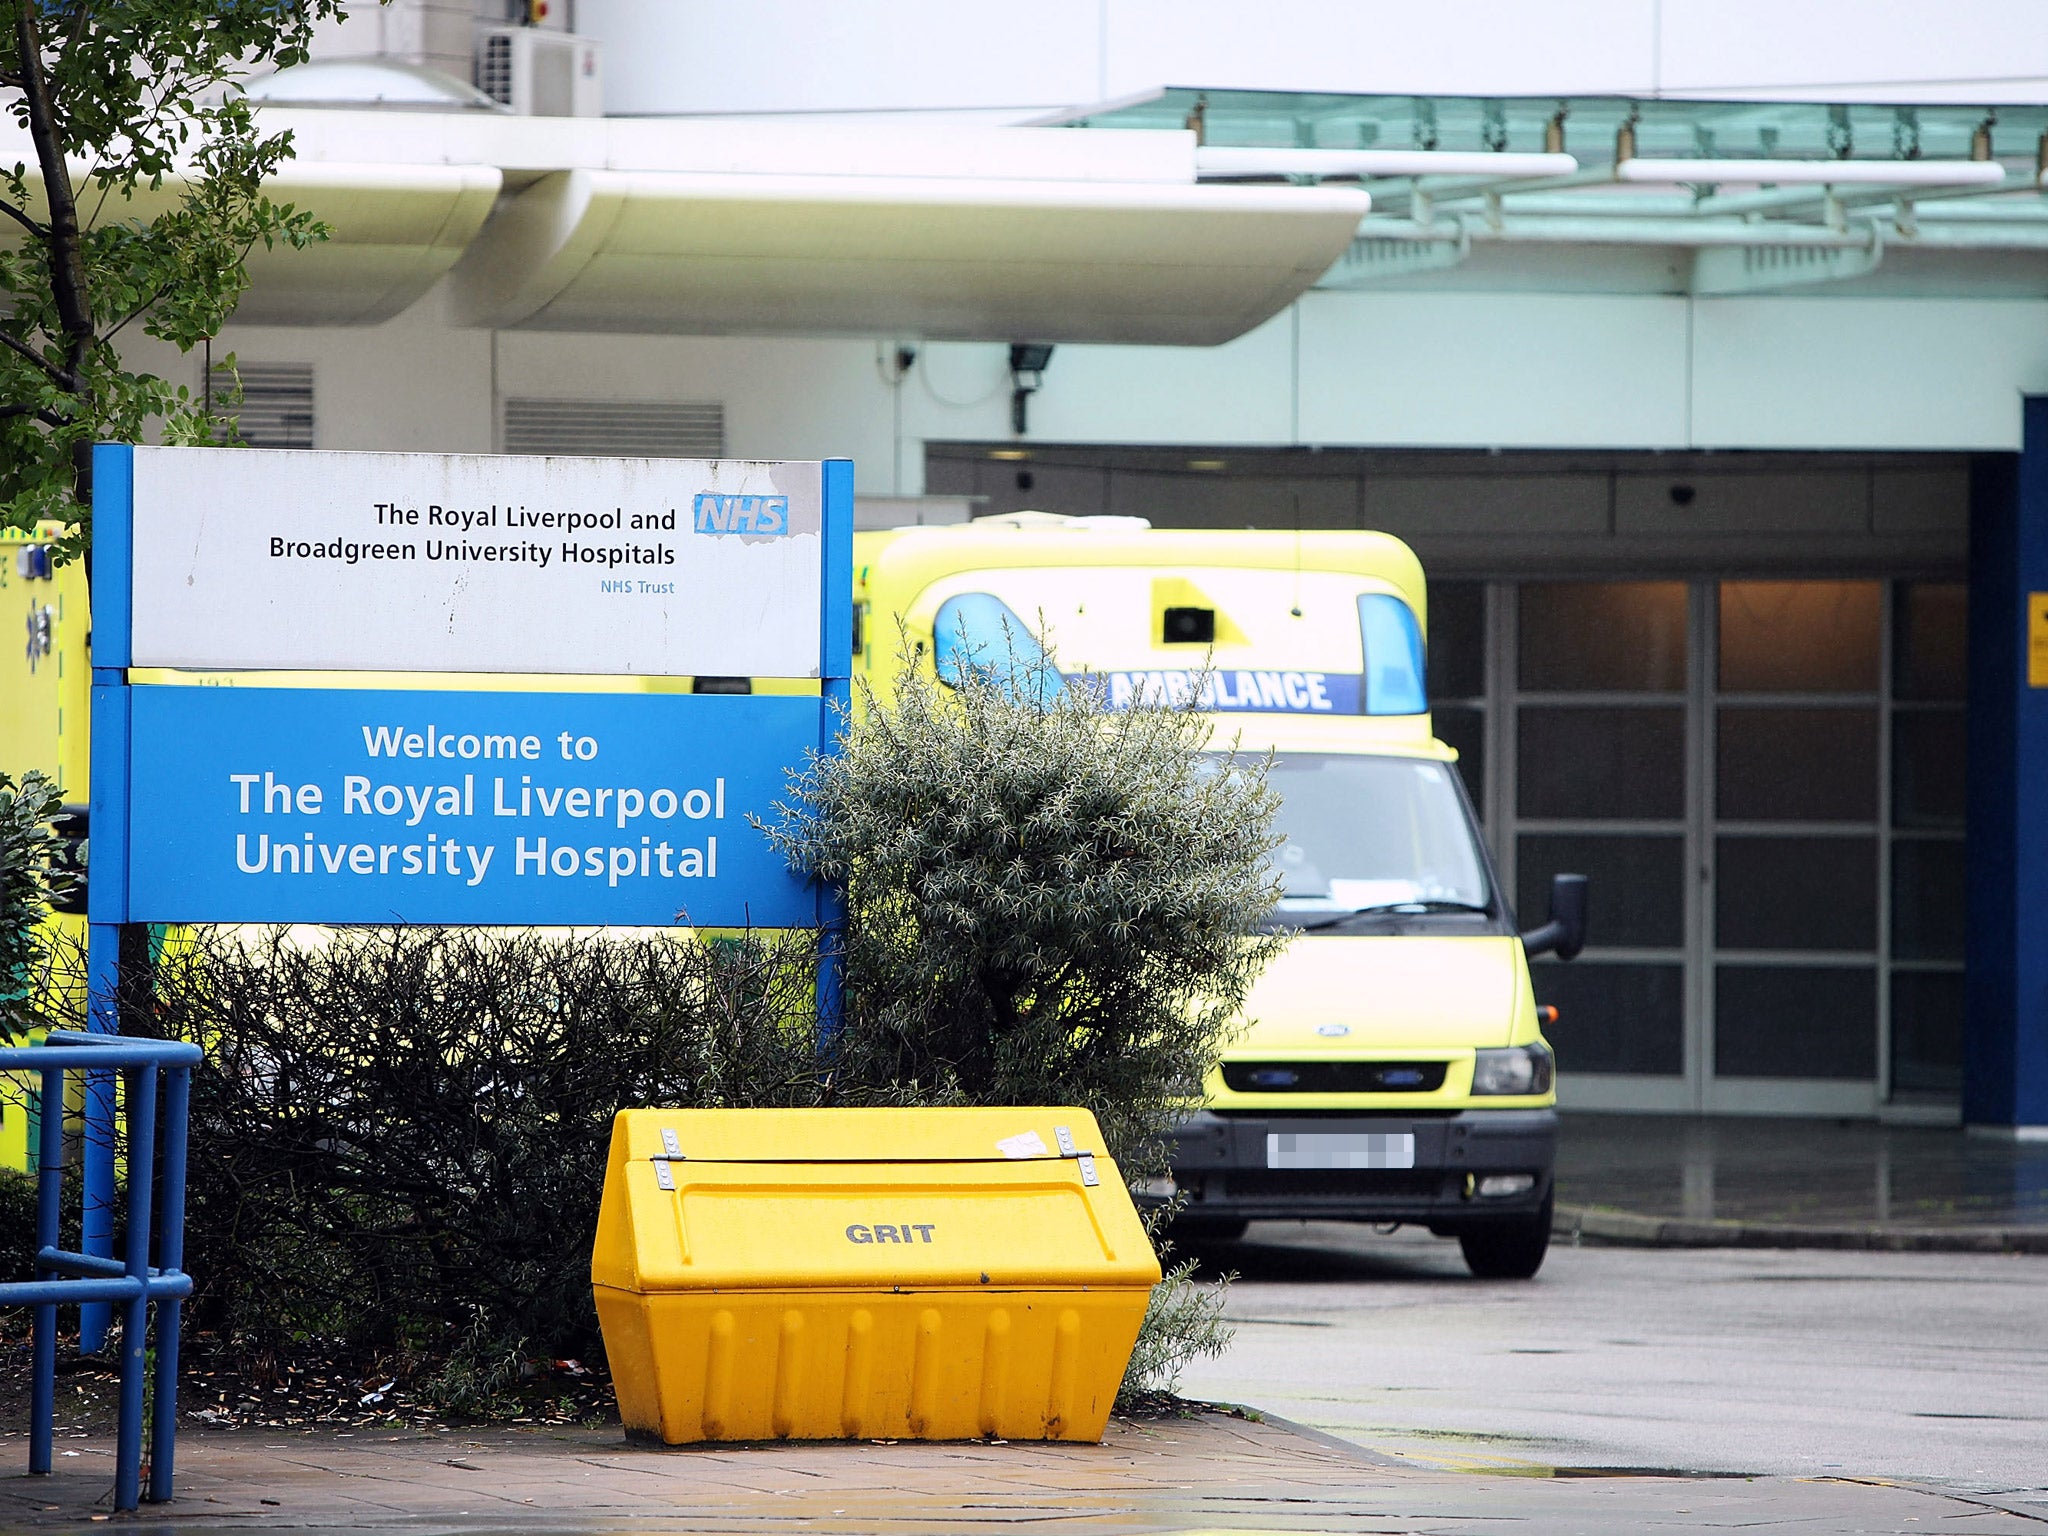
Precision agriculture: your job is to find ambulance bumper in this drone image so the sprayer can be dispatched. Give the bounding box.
[1162,1108,1557,1229]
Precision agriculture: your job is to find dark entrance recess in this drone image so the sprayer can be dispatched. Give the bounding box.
[925,442,1969,1113]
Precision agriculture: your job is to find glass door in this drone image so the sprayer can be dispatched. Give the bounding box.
[1509,581,1695,1112]
[1487,576,1966,1117]
[1888,582,1967,1107]
[1706,582,1882,1114]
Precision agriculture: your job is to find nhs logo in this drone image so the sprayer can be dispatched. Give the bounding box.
[693,493,790,536]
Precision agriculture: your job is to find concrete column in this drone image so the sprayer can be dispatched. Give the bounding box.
[1964,397,2048,1133]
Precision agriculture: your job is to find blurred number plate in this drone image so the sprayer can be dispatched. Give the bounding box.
[1266,1131,1415,1170]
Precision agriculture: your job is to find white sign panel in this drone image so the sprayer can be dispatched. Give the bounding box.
[126,448,824,676]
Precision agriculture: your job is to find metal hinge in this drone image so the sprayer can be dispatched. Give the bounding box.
[1054,1125,1101,1185]
[650,1127,684,1188]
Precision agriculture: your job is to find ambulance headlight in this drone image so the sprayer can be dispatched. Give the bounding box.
[1470,1044,1554,1096]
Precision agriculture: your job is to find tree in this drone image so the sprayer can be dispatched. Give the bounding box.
[0,0,347,558]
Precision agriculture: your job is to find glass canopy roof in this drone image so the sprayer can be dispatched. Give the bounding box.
[1058,88,2048,166]
[1054,90,2048,283]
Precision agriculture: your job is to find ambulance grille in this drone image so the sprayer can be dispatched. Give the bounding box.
[1221,1060,1449,1093]
[1226,1170,1442,1200]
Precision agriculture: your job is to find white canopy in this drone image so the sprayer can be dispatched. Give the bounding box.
[446,168,1371,344]
[1,113,1370,344]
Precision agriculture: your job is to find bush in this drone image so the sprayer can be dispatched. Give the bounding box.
[2,772,72,1268]
[0,1166,38,1284]
[768,646,1286,1182]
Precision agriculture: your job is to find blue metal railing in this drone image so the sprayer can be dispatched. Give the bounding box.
[0,1031,199,1511]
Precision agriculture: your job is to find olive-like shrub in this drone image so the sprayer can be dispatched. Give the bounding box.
[770,646,1284,1174]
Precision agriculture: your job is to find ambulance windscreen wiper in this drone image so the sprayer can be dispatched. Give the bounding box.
[1297,899,1492,933]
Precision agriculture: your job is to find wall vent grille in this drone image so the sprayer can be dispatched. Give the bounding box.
[502,398,725,458]
[206,362,314,450]
[477,31,514,107]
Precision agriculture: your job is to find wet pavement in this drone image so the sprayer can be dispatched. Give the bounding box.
[1553,1113,2048,1244]
[1181,1225,2048,1496]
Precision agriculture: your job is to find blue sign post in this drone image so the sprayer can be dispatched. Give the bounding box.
[78,447,853,1483]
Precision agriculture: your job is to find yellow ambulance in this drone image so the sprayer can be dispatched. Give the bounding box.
[1,525,90,1173]
[854,513,1585,1279]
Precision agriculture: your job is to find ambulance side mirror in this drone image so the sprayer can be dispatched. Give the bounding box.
[1520,873,1587,962]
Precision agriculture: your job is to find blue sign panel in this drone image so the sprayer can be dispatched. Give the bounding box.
[119,685,820,927]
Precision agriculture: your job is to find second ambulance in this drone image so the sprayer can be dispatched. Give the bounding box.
[853,513,1585,1279]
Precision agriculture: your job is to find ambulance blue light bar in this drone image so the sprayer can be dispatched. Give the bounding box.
[933,590,1429,716]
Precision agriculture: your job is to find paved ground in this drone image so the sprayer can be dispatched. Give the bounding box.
[8,1118,2048,1531]
[10,1223,2048,1534]
[6,1405,2048,1533]
[1179,1220,2048,1509]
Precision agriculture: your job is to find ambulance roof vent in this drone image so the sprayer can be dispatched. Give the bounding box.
[975,511,1153,533]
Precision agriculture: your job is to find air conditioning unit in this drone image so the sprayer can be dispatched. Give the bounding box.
[477,27,602,117]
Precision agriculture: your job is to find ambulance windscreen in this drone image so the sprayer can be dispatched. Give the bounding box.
[1258,754,1489,916]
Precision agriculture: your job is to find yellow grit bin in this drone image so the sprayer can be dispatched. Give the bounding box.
[591,1107,1161,1444]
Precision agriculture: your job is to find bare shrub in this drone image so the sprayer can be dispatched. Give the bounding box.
[144,924,828,1369]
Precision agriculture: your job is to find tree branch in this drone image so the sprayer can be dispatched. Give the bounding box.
[14,0,94,406]
[0,195,43,238]
[0,322,63,384]
[100,279,175,345]
[0,395,74,429]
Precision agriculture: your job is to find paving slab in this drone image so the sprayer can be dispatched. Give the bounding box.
[6,1410,2046,1534]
